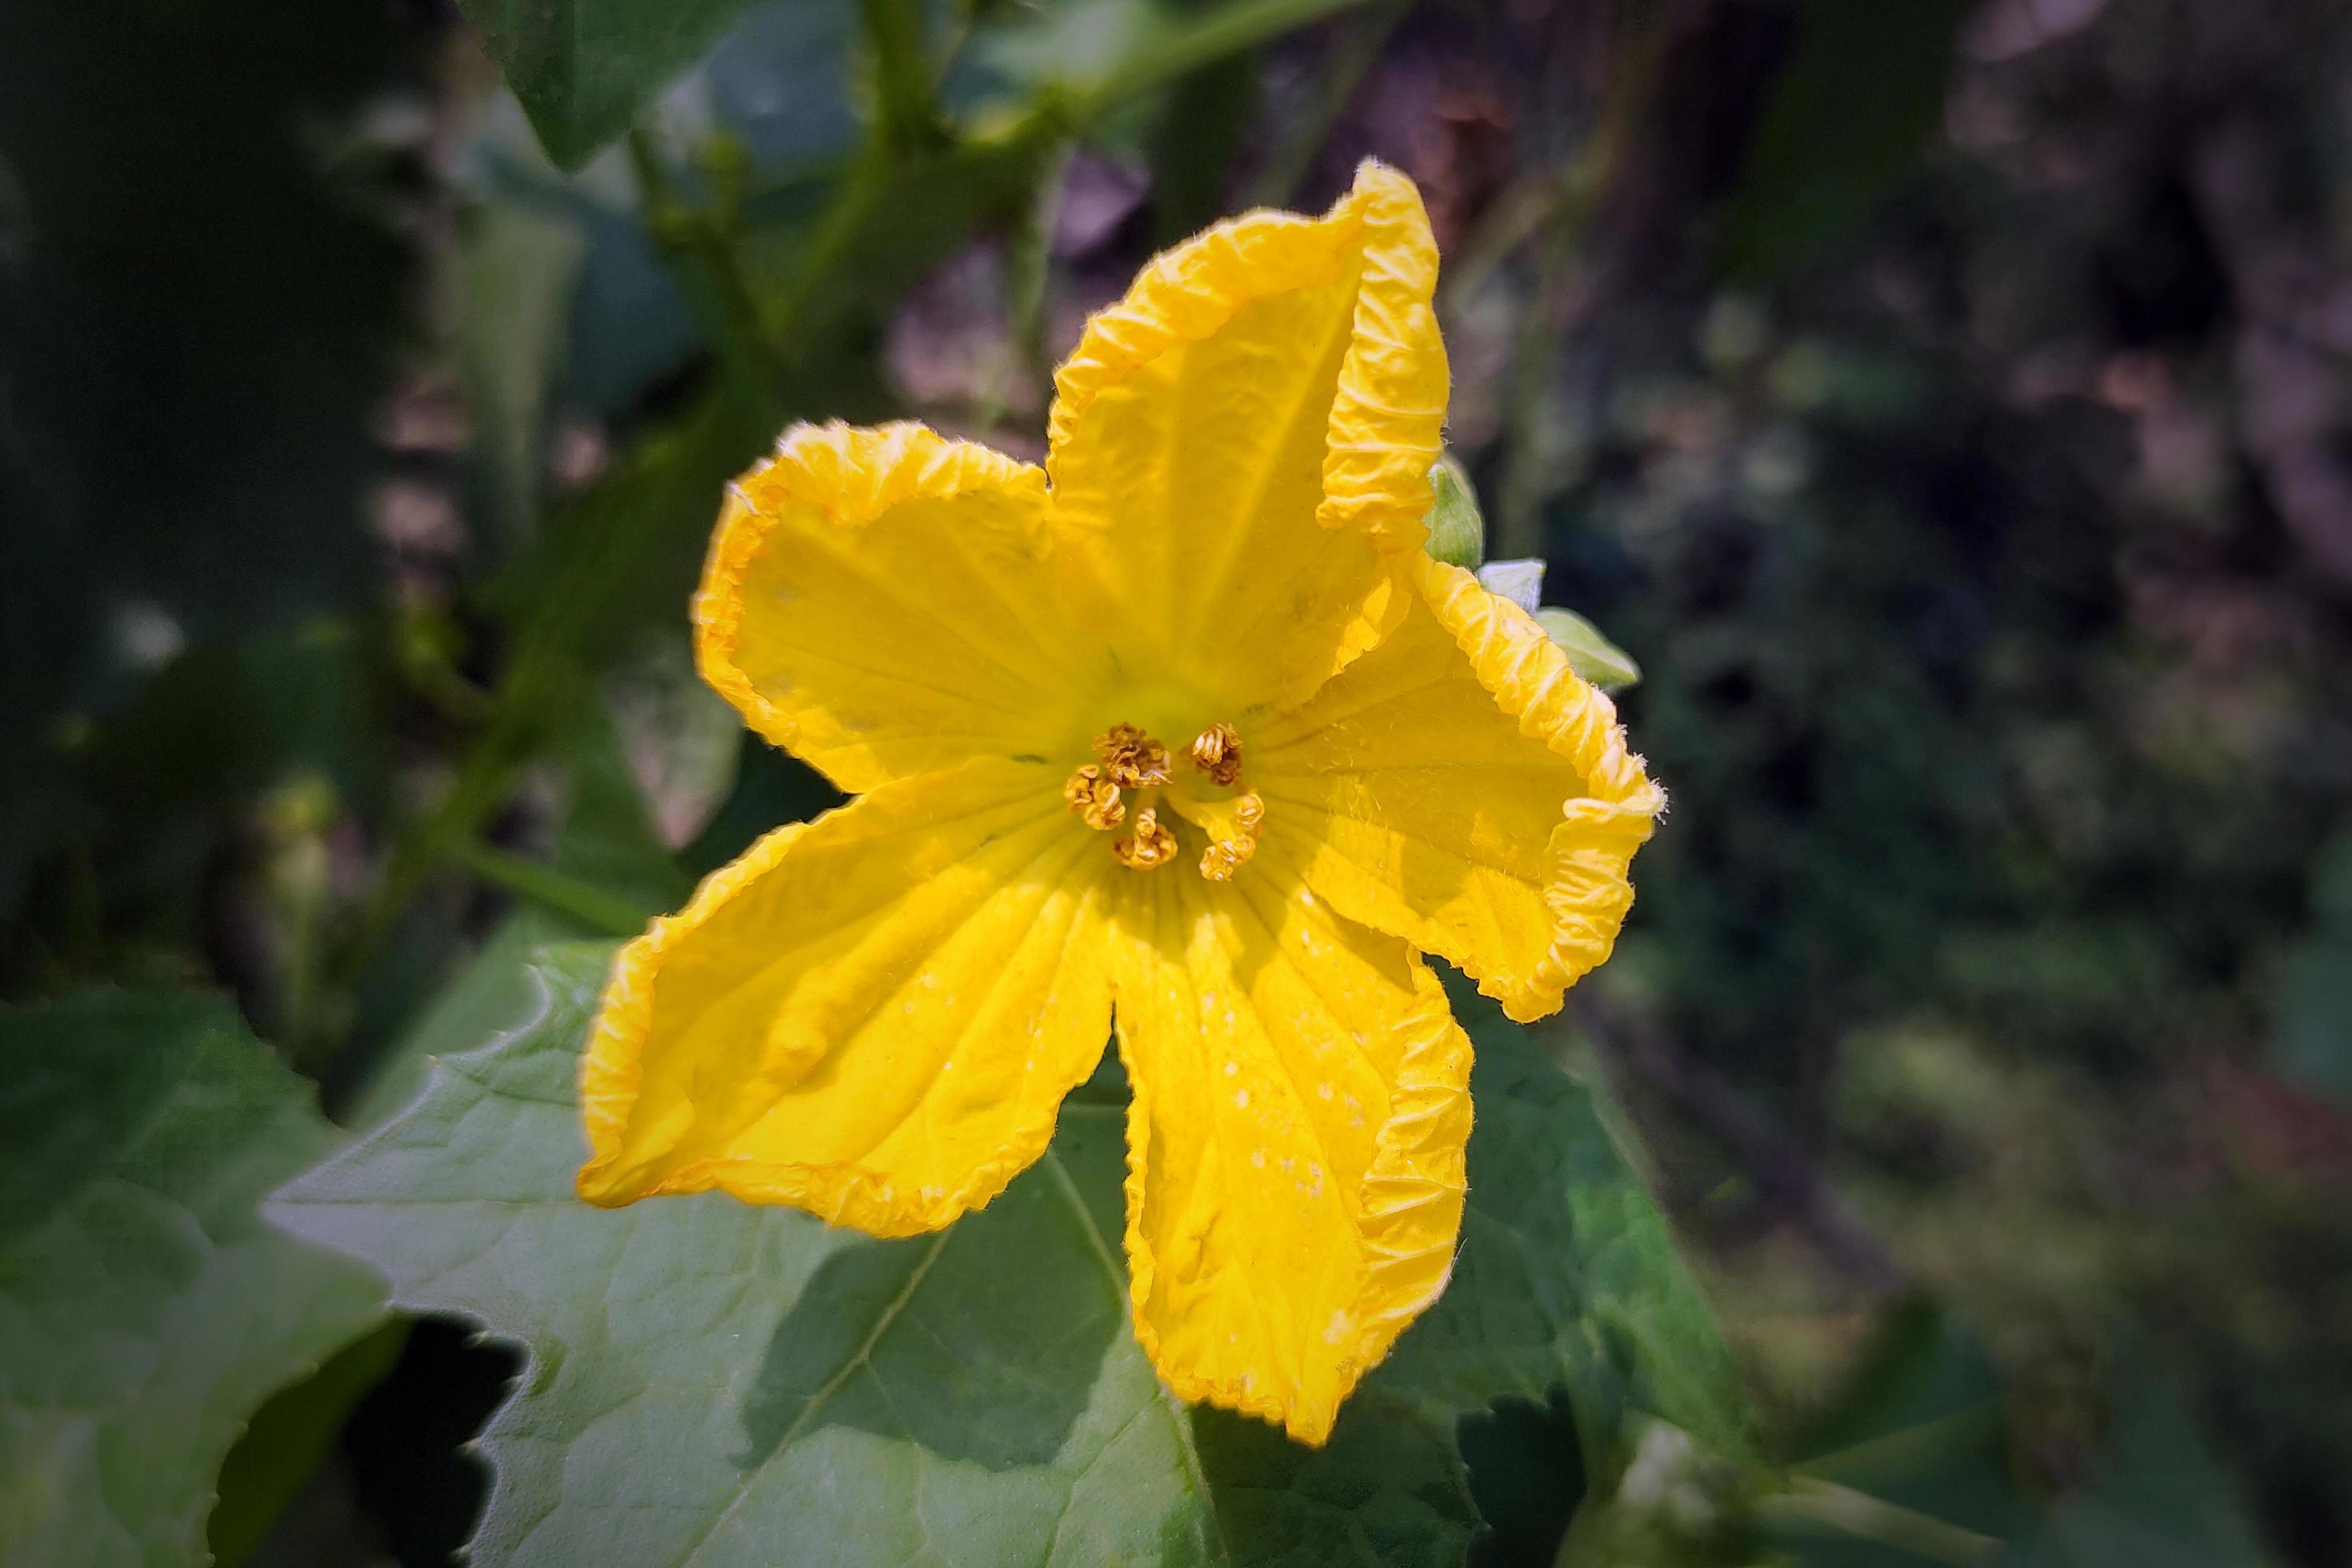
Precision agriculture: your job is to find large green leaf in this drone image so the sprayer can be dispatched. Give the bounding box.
[270,940,1750,1561]
[459,0,778,169]
[206,1318,411,1566]
[0,991,386,1566]
[271,943,1481,1564]
[270,945,1750,1564]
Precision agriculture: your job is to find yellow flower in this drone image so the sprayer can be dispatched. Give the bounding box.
[575,162,1662,1445]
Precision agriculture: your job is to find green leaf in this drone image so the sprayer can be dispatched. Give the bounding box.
[1714,0,1974,280]
[1376,989,1754,1463]
[272,942,1754,1563]
[344,910,587,1130]
[206,1319,410,1566]
[1766,1308,2274,1567]
[2013,1359,2274,1568]
[1765,1302,2026,1566]
[545,699,694,920]
[459,0,776,169]
[460,198,586,554]
[0,990,386,1566]
[269,943,1485,1566]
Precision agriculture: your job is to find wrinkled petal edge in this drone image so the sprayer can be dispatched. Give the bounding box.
[1117,938,1473,1446]
[1047,158,1445,556]
[1416,555,1667,1022]
[694,419,1052,769]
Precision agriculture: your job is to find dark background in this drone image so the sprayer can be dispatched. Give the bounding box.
[4,0,2350,1562]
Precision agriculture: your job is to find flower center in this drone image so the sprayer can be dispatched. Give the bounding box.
[1062,720,1266,879]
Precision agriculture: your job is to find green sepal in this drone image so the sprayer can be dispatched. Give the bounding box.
[1537,606,1642,692]
[1422,452,1486,570]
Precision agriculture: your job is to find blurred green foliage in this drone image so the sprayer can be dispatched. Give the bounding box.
[3,0,2350,1564]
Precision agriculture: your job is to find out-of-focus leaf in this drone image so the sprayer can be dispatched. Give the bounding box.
[0,620,393,990]
[1766,1307,2270,1567]
[0,0,417,711]
[971,0,1366,109]
[681,733,846,879]
[206,1318,410,1567]
[346,702,683,1127]
[79,622,393,828]
[746,121,1073,394]
[545,702,693,919]
[270,944,1485,1566]
[0,990,385,1566]
[462,199,586,554]
[1146,45,1259,243]
[1378,985,1757,1465]
[490,388,768,711]
[698,2,862,166]
[457,0,768,169]
[1535,606,1644,692]
[1766,1302,2028,1565]
[1715,0,1974,280]
[2271,826,2352,1107]
[2010,1366,2272,1568]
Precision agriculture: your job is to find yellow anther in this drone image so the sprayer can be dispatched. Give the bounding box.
[1114,806,1179,870]
[1189,722,1244,786]
[1062,763,1125,830]
[1095,722,1171,788]
[1196,791,1265,882]
[1112,806,1179,870]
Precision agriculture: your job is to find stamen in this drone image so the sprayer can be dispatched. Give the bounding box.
[1189,722,1244,787]
[1062,763,1124,830]
[1096,722,1171,787]
[1197,791,1265,882]
[1112,806,1178,870]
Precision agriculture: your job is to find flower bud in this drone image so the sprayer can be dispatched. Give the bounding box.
[1422,451,1485,570]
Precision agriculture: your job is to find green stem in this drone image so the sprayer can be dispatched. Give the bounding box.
[974,137,1073,430]
[625,128,789,422]
[857,0,945,154]
[1757,1479,2005,1566]
[450,841,649,940]
[333,706,540,986]
[1089,0,1370,114]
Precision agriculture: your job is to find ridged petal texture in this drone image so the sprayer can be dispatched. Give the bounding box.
[1109,859,1470,1444]
[1046,160,1449,714]
[579,161,1660,1446]
[1254,556,1665,1023]
[697,422,1082,794]
[578,756,1116,1234]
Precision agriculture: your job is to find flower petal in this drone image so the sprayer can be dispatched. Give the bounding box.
[1253,556,1664,1023]
[1046,160,1449,714]
[578,756,1114,1235]
[1106,858,1471,1446]
[698,421,1090,794]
